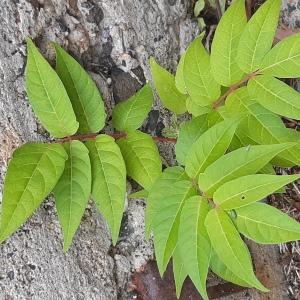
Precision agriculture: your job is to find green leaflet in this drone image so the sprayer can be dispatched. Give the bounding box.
[236,203,300,244]
[210,0,246,86]
[269,129,300,167]
[175,112,222,165]
[205,209,267,291]
[258,163,275,175]
[236,0,281,73]
[128,189,148,199]
[172,246,188,298]
[186,97,212,117]
[153,180,196,276]
[150,58,187,114]
[112,84,153,132]
[0,143,67,243]
[198,143,294,196]
[225,87,252,115]
[213,174,300,210]
[210,251,251,288]
[248,75,300,120]
[260,33,300,78]
[25,39,78,138]
[175,52,187,94]
[226,88,300,167]
[175,116,206,166]
[178,196,211,300]
[53,141,91,251]
[117,130,162,190]
[86,135,126,245]
[185,118,240,180]
[54,43,106,133]
[258,164,285,193]
[183,37,221,106]
[145,166,189,239]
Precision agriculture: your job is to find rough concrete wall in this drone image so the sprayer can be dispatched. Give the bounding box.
[0,0,198,299]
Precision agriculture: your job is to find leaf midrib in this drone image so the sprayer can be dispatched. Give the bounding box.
[249,2,273,71]
[58,53,92,131]
[238,214,299,235]
[204,150,273,193]
[191,124,233,178]
[218,178,290,207]
[253,78,300,112]
[261,53,300,72]
[214,211,253,283]
[241,99,298,163]
[159,185,193,268]
[94,143,116,231]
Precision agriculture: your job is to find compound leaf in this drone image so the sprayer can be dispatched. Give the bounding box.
[54,43,106,133]
[153,180,196,276]
[112,84,153,132]
[248,75,300,120]
[117,130,162,190]
[53,141,91,251]
[210,250,251,288]
[236,0,281,73]
[184,37,221,106]
[260,33,300,78]
[210,0,247,86]
[0,143,67,243]
[172,246,188,298]
[185,118,240,180]
[214,174,300,210]
[86,135,126,245]
[150,58,187,114]
[26,39,78,138]
[145,166,188,239]
[205,209,268,291]
[236,203,300,244]
[198,143,294,196]
[178,196,211,300]
[175,113,222,165]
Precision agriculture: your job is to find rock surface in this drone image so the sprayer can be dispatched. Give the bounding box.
[0,0,198,299]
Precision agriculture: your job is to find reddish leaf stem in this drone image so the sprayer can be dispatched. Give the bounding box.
[56,72,260,145]
[213,71,259,110]
[56,132,177,144]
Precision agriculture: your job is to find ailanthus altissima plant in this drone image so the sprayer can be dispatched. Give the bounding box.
[2,0,300,298]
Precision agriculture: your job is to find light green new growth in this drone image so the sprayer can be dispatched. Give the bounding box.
[3,1,300,299]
